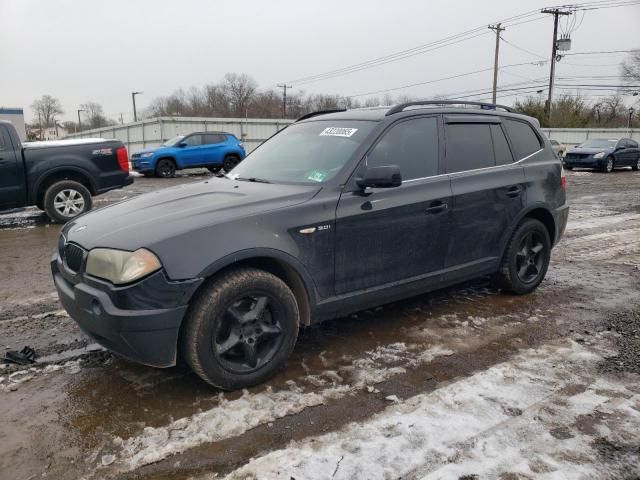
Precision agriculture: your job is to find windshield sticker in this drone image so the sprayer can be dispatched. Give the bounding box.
[307,170,328,182]
[319,127,358,138]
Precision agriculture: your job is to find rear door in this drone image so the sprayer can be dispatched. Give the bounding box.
[443,115,528,277]
[627,139,640,168]
[334,115,452,294]
[0,125,23,208]
[202,133,227,165]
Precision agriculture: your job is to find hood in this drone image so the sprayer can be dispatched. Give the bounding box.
[64,178,320,251]
[134,146,164,155]
[567,147,614,155]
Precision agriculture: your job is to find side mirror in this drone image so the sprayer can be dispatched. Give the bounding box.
[356,165,402,190]
[178,142,188,148]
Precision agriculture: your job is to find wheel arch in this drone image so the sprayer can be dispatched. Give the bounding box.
[188,249,317,327]
[33,167,96,206]
[155,155,178,170]
[499,205,557,260]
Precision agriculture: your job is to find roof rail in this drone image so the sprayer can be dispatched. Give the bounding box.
[385,100,515,116]
[295,108,347,122]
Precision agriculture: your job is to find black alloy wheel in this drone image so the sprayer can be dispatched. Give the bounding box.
[213,294,285,373]
[515,231,546,284]
[155,158,176,178]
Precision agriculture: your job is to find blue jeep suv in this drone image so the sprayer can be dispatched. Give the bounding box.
[131,131,246,177]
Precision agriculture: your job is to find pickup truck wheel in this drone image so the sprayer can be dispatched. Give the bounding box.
[494,218,550,295]
[182,267,299,390]
[44,180,92,223]
[155,158,176,178]
[223,155,240,172]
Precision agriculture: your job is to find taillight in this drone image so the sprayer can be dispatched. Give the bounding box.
[560,166,566,191]
[116,147,129,173]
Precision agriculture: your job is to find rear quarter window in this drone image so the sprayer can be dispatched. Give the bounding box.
[503,119,542,160]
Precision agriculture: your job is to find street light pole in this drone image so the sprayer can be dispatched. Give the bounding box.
[132,91,143,122]
[629,108,635,130]
[77,109,86,132]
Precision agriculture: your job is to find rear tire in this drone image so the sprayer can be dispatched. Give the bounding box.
[182,268,300,390]
[223,155,240,172]
[632,159,640,171]
[43,180,92,223]
[155,158,176,178]
[494,218,551,295]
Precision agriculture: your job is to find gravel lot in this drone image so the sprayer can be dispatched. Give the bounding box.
[0,168,639,479]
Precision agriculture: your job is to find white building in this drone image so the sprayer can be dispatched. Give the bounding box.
[0,107,26,141]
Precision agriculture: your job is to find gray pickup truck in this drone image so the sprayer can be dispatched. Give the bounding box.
[0,120,133,222]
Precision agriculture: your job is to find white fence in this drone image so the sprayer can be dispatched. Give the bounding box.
[65,116,640,152]
[543,128,640,146]
[65,117,294,153]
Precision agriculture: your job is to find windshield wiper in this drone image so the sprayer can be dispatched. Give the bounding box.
[234,176,271,184]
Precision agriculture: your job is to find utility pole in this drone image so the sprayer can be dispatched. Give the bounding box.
[277,84,292,118]
[488,23,505,104]
[132,91,143,122]
[541,8,571,124]
[629,107,635,130]
[77,109,85,132]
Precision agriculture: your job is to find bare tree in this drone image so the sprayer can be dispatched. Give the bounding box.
[31,95,64,127]
[621,49,640,83]
[222,73,257,117]
[80,102,113,129]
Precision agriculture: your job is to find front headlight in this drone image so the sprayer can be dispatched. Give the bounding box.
[140,152,154,158]
[593,152,605,159]
[85,248,161,284]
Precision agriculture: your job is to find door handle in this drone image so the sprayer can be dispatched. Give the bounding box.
[425,201,448,214]
[506,186,522,198]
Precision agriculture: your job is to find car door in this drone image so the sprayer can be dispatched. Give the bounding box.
[627,139,640,168]
[177,134,205,166]
[334,115,452,294]
[443,116,529,278]
[617,139,635,167]
[0,125,22,208]
[202,133,226,165]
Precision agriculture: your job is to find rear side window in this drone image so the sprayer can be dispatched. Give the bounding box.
[503,119,542,159]
[0,128,6,150]
[444,123,494,173]
[203,133,226,144]
[367,117,439,180]
[491,124,514,165]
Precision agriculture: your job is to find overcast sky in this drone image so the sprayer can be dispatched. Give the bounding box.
[1,0,638,123]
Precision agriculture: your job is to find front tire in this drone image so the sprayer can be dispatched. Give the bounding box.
[43,180,92,223]
[155,158,176,178]
[494,218,551,295]
[182,268,300,390]
[602,156,614,173]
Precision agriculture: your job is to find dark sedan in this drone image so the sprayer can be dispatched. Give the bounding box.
[563,138,640,173]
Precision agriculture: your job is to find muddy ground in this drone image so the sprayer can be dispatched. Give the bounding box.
[0,168,639,480]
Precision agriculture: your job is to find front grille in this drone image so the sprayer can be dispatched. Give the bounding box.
[64,243,85,272]
[565,153,590,160]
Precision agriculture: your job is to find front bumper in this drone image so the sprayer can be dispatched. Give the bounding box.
[563,157,603,168]
[51,253,202,367]
[131,158,153,172]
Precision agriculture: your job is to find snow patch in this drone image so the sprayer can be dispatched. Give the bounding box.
[223,340,639,480]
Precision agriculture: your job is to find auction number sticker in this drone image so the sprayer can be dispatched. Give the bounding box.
[319,127,358,138]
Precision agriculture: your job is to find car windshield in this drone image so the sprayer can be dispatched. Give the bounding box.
[162,135,185,147]
[578,139,618,149]
[228,120,376,184]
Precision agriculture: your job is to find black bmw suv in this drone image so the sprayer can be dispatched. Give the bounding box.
[52,101,569,390]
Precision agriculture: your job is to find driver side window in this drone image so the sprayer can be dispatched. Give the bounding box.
[183,135,203,147]
[367,117,439,180]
